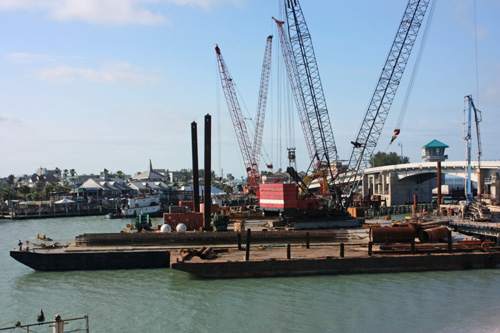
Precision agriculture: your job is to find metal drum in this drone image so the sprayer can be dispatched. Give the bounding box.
[421,226,449,242]
[371,226,415,244]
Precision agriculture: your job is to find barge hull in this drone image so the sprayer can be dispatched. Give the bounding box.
[10,249,170,271]
[171,252,500,278]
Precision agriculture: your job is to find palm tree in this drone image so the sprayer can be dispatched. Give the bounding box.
[18,185,30,198]
[63,169,69,185]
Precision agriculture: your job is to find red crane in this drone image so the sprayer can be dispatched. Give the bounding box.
[215,36,273,199]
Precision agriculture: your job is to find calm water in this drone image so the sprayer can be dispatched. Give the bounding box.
[1,217,500,332]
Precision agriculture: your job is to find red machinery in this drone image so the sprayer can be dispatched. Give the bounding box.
[259,183,323,217]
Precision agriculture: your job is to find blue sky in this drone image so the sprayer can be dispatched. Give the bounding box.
[0,0,499,179]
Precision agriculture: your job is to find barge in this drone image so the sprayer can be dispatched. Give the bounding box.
[171,244,500,278]
[10,239,170,271]
[10,229,349,271]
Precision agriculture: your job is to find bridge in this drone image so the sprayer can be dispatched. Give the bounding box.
[333,161,500,206]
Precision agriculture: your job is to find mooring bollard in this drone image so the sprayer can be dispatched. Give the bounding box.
[411,240,415,255]
[368,242,373,256]
[237,232,242,251]
[447,230,453,253]
[287,244,291,259]
[340,243,344,258]
[245,229,251,261]
[306,232,310,249]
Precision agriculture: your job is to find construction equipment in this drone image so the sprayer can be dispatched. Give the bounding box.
[273,17,316,162]
[464,95,482,201]
[275,0,339,180]
[252,36,274,177]
[460,200,491,222]
[215,36,273,199]
[339,0,432,208]
[260,0,344,219]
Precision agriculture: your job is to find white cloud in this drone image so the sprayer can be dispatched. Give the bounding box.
[7,52,80,64]
[166,0,243,10]
[0,0,166,25]
[38,62,161,84]
[0,114,22,125]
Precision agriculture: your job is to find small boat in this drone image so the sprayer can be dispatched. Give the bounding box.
[121,195,162,217]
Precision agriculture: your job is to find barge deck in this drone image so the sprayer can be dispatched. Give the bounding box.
[170,244,500,278]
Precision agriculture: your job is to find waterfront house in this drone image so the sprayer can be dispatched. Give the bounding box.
[127,181,170,195]
[133,160,167,181]
[79,169,133,199]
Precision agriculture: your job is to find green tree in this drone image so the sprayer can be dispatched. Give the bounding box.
[222,184,233,194]
[0,183,17,200]
[18,185,30,198]
[7,174,14,186]
[54,167,61,179]
[369,151,409,167]
[115,170,125,179]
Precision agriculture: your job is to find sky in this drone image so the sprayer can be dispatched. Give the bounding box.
[1,0,499,179]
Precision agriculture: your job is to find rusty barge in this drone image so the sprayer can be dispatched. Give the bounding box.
[170,243,500,279]
[9,229,348,271]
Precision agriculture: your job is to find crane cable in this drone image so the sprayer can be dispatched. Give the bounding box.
[473,0,479,102]
[388,0,438,148]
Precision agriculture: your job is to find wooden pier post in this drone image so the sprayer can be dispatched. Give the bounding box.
[413,195,418,217]
[340,243,344,258]
[306,232,310,249]
[368,242,373,256]
[287,244,291,259]
[447,230,453,253]
[237,232,242,250]
[245,229,251,261]
[411,240,415,255]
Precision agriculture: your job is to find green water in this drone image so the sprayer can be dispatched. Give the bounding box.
[2,217,500,332]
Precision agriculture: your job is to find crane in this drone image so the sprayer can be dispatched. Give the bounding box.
[464,95,482,202]
[282,0,339,180]
[273,17,316,162]
[340,0,431,207]
[252,36,274,175]
[215,37,273,199]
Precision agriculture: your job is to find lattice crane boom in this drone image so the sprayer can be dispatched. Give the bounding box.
[342,0,431,205]
[215,44,259,195]
[284,0,339,172]
[252,36,273,171]
[273,17,316,162]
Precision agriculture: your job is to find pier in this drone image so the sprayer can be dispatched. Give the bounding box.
[447,220,500,240]
[0,202,121,220]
